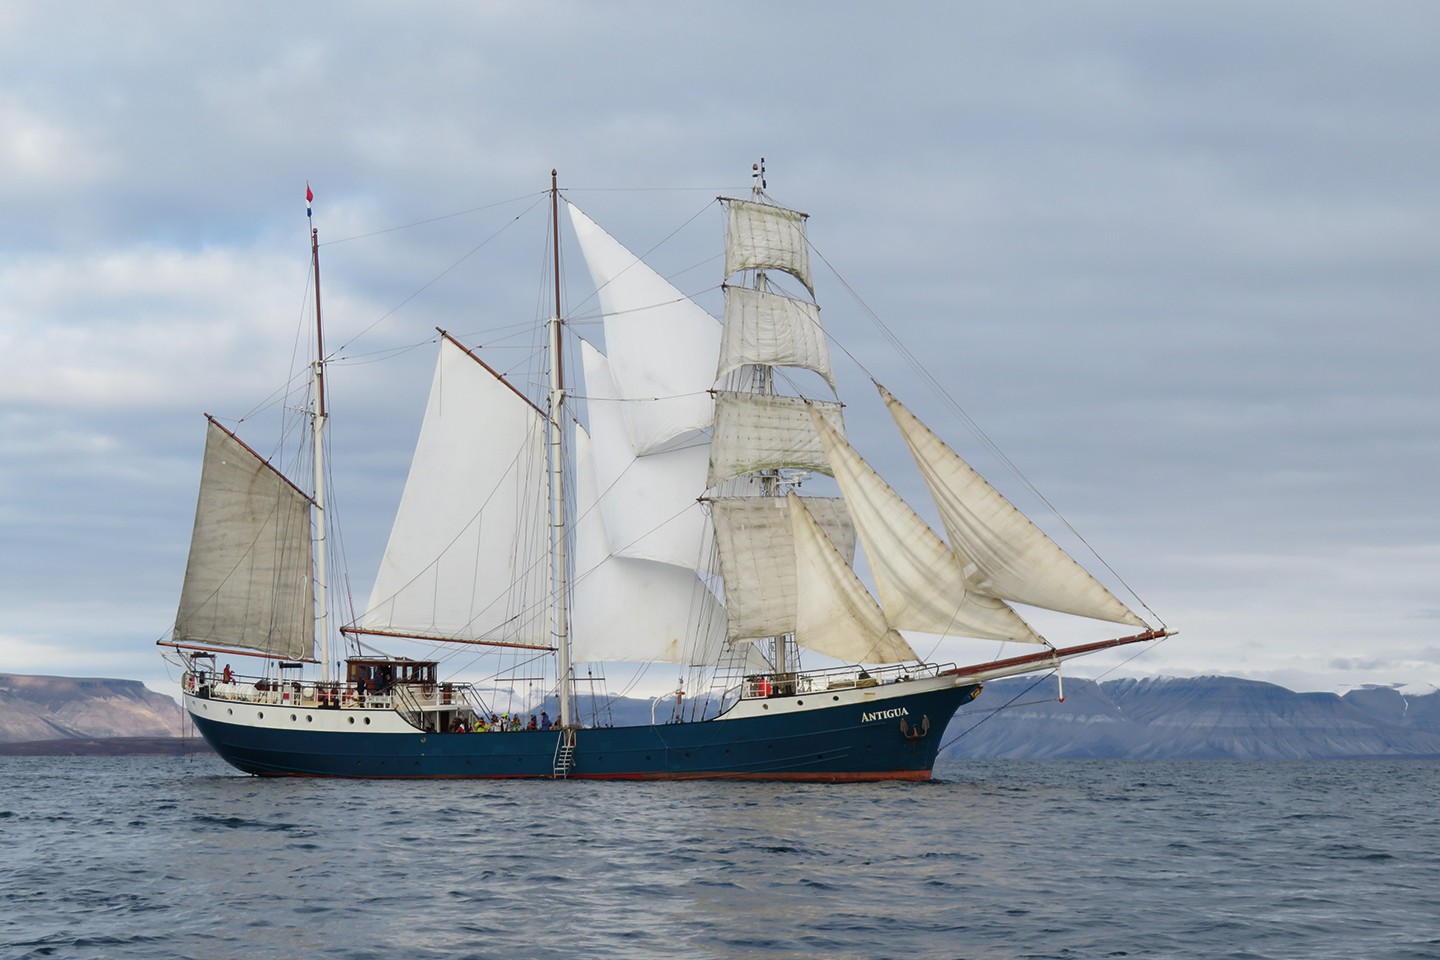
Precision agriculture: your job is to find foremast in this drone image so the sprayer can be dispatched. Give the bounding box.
[746,161,796,680]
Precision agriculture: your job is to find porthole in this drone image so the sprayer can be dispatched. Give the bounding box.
[347,717,356,725]
[796,700,804,706]
[305,715,313,723]
[226,708,233,715]
[257,712,264,719]
[832,695,840,701]
[363,717,371,725]
[762,703,769,710]
[290,714,297,721]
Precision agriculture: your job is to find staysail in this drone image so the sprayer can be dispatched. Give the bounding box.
[570,426,730,665]
[173,418,315,660]
[579,341,712,572]
[788,492,917,663]
[566,202,720,456]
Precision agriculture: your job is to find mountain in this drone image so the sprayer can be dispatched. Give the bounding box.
[0,673,189,750]
[942,675,1440,759]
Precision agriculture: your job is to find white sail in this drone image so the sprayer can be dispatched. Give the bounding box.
[566,202,720,456]
[581,340,711,571]
[710,495,854,642]
[570,428,729,666]
[811,409,1045,644]
[173,419,314,660]
[723,198,814,294]
[707,391,845,488]
[717,285,835,389]
[881,385,1147,628]
[788,492,917,664]
[358,338,551,645]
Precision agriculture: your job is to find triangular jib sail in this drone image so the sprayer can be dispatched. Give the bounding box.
[880,385,1146,628]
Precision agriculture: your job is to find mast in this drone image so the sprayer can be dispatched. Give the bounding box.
[750,158,792,679]
[548,170,573,730]
[310,224,331,683]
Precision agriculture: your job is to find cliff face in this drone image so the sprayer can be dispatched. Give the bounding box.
[0,674,184,743]
[942,676,1440,759]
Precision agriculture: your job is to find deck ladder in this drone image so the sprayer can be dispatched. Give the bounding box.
[552,729,576,779]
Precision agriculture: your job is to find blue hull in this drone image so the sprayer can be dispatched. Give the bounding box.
[190,682,981,781]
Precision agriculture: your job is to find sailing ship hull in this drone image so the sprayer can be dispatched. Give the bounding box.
[185,678,981,781]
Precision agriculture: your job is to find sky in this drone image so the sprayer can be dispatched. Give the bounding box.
[1,1,1436,700]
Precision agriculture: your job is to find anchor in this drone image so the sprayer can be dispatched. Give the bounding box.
[899,715,931,741]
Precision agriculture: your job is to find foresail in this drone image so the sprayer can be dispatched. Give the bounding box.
[707,391,844,488]
[581,341,711,571]
[880,385,1147,628]
[566,202,720,456]
[358,339,550,645]
[173,419,314,660]
[788,493,917,664]
[717,285,835,389]
[571,427,731,666]
[710,495,854,643]
[723,198,814,294]
[811,410,1046,644]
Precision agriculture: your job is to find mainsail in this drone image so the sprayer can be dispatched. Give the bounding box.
[357,337,551,646]
[173,419,315,661]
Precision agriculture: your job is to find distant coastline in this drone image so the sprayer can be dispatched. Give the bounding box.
[0,736,213,757]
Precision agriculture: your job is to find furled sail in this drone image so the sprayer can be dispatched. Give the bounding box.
[717,285,835,389]
[710,495,854,643]
[880,385,1147,628]
[811,410,1045,644]
[707,391,845,488]
[570,427,729,666]
[358,338,550,645]
[581,341,711,571]
[173,419,315,660]
[722,198,814,294]
[788,492,917,664]
[566,202,720,456]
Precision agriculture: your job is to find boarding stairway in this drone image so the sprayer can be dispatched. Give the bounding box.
[552,729,576,779]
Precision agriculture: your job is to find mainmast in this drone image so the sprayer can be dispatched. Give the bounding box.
[548,170,574,730]
[310,222,331,683]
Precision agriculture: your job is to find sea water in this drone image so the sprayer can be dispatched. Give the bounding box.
[1,755,1436,960]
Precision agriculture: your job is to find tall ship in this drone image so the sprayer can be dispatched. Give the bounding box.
[161,166,1171,780]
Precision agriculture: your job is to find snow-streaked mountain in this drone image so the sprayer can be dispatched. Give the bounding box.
[943,675,1440,759]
